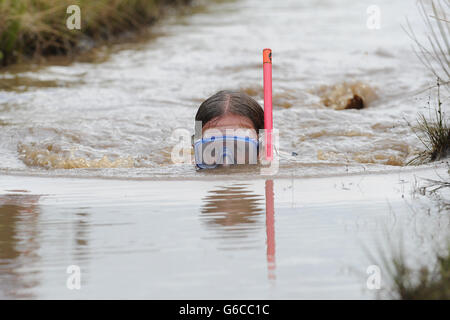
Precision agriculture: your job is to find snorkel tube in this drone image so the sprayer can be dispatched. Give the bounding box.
[263,48,273,161]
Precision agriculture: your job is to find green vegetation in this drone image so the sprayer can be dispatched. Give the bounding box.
[0,0,190,66]
[366,171,450,299]
[408,81,450,164]
[373,238,450,300]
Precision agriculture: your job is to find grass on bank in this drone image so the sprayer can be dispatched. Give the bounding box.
[0,0,190,66]
[405,0,450,164]
[366,170,450,300]
[408,80,450,164]
[366,234,450,300]
[388,244,450,299]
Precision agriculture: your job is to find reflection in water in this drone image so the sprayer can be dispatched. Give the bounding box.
[201,184,264,235]
[0,193,41,299]
[73,212,90,260]
[70,211,91,288]
[200,182,276,279]
[265,180,276,280]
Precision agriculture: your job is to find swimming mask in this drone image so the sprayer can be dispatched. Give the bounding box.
[194,135,259,169]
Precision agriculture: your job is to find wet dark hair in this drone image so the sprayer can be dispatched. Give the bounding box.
[195,90,264,131]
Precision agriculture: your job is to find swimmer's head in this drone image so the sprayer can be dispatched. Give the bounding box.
[195,90,264,137]
[193,90,264,168]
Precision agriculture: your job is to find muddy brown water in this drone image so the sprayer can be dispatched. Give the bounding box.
[0,0,448,299]
[0,0,436,176]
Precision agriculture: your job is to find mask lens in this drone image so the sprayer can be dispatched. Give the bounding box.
[194,136,258,169]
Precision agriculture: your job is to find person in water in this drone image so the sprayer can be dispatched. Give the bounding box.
[193,90,265,169]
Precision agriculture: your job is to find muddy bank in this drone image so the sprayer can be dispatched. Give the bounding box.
[0,0,192,67]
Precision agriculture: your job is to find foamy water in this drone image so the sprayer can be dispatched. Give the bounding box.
[0,0,443,178]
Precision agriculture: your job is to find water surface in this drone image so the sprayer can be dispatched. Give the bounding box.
[0,0,449,299]
[0,168,448,299]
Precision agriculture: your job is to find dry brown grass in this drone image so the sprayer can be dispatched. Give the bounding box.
[0,0,190,65]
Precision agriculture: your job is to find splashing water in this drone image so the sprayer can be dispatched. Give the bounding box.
[0,0,443,178]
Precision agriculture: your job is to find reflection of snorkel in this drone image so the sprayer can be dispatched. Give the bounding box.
[265,179,276,280]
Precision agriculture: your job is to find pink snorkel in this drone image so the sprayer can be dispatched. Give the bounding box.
[263,48,273,161]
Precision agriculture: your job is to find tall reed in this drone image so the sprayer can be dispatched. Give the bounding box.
[405,0,450,164]
[405,0,450,85]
